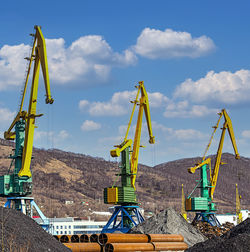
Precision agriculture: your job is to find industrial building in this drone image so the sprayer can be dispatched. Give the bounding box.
[34,217,107,235]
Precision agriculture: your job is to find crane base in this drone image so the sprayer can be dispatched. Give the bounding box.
[102,205,144,233]
[192,212,221,227]
[4,197,53,233]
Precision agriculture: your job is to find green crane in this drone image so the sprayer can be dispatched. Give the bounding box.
[102,81,155,233]
[185,109,240,226]
[1,26,53,215]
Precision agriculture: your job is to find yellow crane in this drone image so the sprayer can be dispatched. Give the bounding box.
[186,109,240,225]
[1,26,53,222]
[236,183,243,224]
[103,81,155,233]
[4,25,53,179]
[181,184,187,220]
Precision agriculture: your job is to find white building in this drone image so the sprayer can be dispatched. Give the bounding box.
[34,217,107,235]
[216,209,250,225]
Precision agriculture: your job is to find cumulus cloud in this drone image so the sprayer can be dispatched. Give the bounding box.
[34,129,69,142]
[164,100,218,118]
[58,130,69,140]
[0,35,137,89]
[169,128,207,141]
[0,44,30,90]
[174,69,250,105]
[0,107,16,123]
[133,28,215,59]
[81,120,101,131]
[79,90,168,116]
[151,121,207,141]
[0,27,216,90]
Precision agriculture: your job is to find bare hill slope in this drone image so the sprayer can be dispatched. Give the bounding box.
[0,138,249,219]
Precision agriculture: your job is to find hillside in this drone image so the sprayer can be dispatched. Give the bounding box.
[0,138,249,220]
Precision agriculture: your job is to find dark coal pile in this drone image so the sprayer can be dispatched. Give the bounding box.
[0,206,70,252]
[130,207,207,247]
[192,221,234,239]
[186,218,250,252]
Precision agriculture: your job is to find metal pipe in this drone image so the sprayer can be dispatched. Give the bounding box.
[60,235,70,243]
[64,243,102,252]
[71,234,80,243]
[152,242,188,251]
[90,234,99,243]
[80,234,91,243]
[99,233,149,246]
[104,243,154,252]
[147,234,184,242]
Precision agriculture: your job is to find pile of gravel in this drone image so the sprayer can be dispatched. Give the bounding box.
[0,206,70,252]
[130,208,207,247]
[186,218,250,252]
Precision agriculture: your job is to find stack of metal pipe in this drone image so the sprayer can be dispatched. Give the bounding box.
[54,233,188,251]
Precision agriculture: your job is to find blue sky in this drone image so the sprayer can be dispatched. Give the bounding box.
[1,1,250,166]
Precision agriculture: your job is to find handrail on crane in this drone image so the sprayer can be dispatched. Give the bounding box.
[4,25,53,178]
[110,81,155,190]
[188,109,240,200]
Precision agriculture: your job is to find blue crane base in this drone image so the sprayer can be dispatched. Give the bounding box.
[4,197,53,233]
[102,205,144,233]
[193,212,221,227]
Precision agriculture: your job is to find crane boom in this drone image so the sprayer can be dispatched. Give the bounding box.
[20,26,53,177]
[131,81,155,189]
[210,109,240,199]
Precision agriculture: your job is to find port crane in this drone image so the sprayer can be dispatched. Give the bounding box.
[102,81,155,233]
[1,26,53,230]
[185,109,240,226]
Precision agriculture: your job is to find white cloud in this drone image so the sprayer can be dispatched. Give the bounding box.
[133,28,215,59]
[174,69,250,104]
[34,129,69,142]
[79,90,168,116]
[164,100,218,118]
[46,36,137,84]
[58,130,69,140]
[34,130,53,141]
[169,128,207,141]
[151,121,207,141]
[81,120,101,131]
[0,107,16,123]
[242,130,250,138]
[0,44,30,90]
[79,100,90,110]
[0,35,137,89]
[151,121,170,132]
